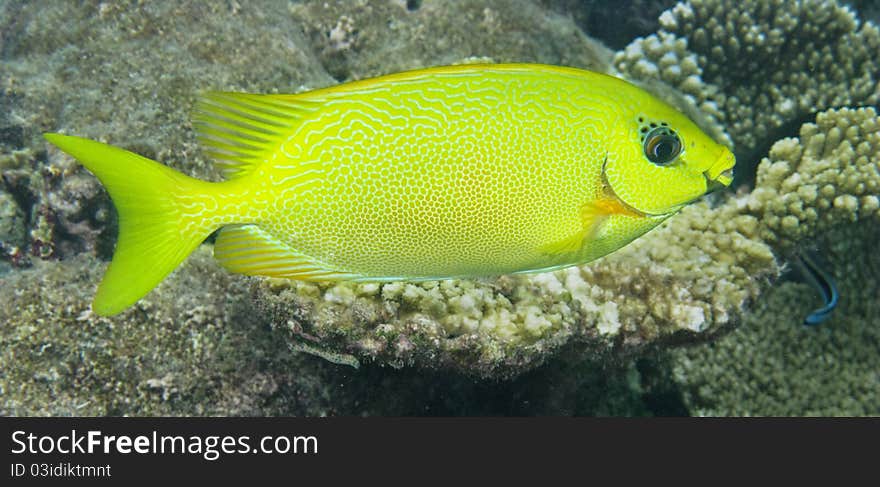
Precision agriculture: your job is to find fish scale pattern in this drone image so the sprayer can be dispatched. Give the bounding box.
[206,65,728,280]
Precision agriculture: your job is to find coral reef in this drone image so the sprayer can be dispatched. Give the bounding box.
[0,247,652,416]
[668,223,879,415]
[256,191,779,379]
[614,0,880,174]
[256,106,879,380]
[606,1,880,415]
[662,106,880,415]
[746,107,880,250]
[1,0,878,412]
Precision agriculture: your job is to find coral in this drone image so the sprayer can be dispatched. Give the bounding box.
[0,247,654,416]
[659,107,880,416]
[614,0,880,165]
[256,190,779,379]
[667,224,880,416]
[5,0,800,381]
[746,107,880,250]
[256,106,879,380]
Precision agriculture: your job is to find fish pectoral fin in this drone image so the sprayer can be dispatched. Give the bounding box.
[213,224,356,280]
[193,92,320,179]
[538,189,647,258]
[538,204,610,257]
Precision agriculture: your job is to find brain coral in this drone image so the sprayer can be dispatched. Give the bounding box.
[614,0,880,161]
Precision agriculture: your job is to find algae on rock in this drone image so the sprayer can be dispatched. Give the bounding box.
[1,0,335,264]
[292,0,614,81]
[0,190,27,260]
[0,248,654,416]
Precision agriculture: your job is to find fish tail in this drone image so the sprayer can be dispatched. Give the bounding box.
[44,133,222,316]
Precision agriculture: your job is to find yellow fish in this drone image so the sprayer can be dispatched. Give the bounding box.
[44,64,735,316]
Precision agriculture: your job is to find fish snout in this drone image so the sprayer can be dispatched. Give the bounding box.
[703,149,735,192]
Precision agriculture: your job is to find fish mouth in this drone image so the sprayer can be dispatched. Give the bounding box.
[703,149,736,191]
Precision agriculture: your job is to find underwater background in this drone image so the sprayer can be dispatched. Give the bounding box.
[0,0,877,416]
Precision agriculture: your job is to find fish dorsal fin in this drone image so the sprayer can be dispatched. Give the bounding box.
[214,224,357,280]
[193,92,320,179]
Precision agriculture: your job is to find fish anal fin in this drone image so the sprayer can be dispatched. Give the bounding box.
[194,92,320,179]
[214,224,356,280]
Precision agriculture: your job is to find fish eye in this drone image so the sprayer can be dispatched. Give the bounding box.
[643,127,682,166]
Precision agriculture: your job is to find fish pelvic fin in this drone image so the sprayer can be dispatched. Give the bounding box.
[44,134,225,316]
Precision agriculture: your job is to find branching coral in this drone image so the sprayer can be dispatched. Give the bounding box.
[665,106,880,415]
[606,1,880,413]
[747,107,880,249]
[669,221,880,416]
[614,0,880,157]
